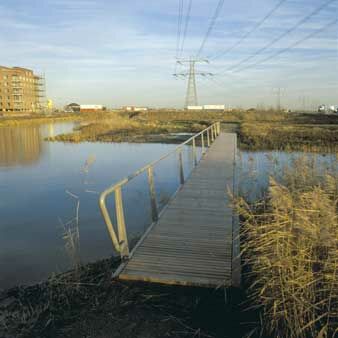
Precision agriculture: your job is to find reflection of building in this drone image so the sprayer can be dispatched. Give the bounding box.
[0,66,45,113]
[0,126,43,167]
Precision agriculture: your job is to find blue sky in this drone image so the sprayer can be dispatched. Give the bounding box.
[0,0,337,109]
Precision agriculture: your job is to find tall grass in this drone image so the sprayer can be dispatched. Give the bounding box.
[235,157,338,338]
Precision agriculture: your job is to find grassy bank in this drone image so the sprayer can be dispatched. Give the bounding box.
[235,157,338,338]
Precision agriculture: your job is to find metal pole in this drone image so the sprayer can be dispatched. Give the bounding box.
[192,138,197,166]
[115,186,129,259]
[201,132,205,154]
[99,193,120,253]
[147,166,158,222]
[178,148,185,185]
[207,128,210,147]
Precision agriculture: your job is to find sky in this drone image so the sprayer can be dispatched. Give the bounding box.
[0,0,337,109]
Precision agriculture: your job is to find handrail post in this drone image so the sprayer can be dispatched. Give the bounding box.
[192,138,197,166]
[211,125,214,142]
[99,193,121,253]
[217,122,221,135]
[201,132,205,154]
[207,128,210,147]
[115,186,129,259]
[178,148,184,185]
[147,166,158,222]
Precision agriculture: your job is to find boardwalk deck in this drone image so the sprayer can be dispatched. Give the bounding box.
[118,133,238,288]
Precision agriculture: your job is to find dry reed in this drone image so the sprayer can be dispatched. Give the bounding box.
[235,157,338,338]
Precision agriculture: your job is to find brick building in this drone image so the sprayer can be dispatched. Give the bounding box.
[0,66,44,114]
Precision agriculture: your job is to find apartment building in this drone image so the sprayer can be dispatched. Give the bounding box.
[0,66,44,114]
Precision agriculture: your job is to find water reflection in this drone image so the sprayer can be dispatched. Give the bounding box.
[0,123,187,289]
[0,126,43,167]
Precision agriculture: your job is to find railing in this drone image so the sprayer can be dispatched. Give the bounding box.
[99,122,221,260]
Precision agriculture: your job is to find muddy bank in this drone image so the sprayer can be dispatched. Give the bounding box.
[0,258,254,338]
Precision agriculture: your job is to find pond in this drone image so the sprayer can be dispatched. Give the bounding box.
[0,122,199,289]
[0,122,336,289]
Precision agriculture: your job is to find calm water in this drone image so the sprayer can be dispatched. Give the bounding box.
[0,122,201,289]
[0,123,336,289]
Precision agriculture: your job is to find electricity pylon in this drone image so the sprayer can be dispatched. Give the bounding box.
[173,59,212,108]
[272,87,285,112]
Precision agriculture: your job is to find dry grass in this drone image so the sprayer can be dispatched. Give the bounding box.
[239,122,338,151]
[46,111,209,143]
[38,109,338,151]
[238,113,338,151]
[235,157,338,338]
[141,108,287,124]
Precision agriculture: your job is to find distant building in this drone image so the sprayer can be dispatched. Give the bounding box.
[123,106,148,112]
[80,104,105,113]
[203,105,225,111]
[187,106,203,110]
[64,103,80,113]
[186,105,225,111]
[0,66,44,113]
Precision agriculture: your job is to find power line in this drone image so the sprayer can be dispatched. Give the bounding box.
[202,16,337,96]
[176,0,184,59]
[209,0,287,61]
[233,18,338,74]
[179,0,193,58]
[217,0,337,75]
[196,0,225,58]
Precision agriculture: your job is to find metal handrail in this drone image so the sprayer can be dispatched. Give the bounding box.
[99,122,221,259]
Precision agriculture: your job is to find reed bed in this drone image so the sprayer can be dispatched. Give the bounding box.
[239,122,338,151]
[235,157,338,338]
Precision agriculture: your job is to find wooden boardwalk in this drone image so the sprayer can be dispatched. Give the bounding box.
[118,133,238,288]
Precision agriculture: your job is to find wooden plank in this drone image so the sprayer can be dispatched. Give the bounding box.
[118,133,237,288]
[119,270,231,288]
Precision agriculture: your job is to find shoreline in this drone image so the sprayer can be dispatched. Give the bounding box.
[0,257,250,338]
[1,110,338,152]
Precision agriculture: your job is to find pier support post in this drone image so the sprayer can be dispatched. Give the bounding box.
[178,149,185,185]
[147,166,158,222]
